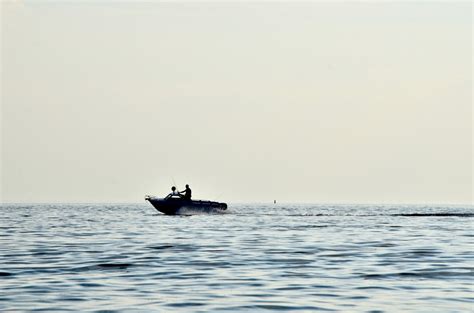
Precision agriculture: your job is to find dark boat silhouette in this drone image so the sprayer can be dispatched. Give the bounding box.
[145,195,227,215]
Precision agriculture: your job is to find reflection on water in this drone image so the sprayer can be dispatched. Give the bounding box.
[0,203,472,311]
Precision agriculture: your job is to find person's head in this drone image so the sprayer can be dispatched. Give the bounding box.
[171,186,176,191]
[186,184,189,188]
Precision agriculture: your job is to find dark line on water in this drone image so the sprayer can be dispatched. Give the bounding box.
[392,213,474,217]
[0,272,13,277]
[96,263,132,269]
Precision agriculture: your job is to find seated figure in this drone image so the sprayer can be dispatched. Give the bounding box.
[165,186,181,200]
[180,184,192,200]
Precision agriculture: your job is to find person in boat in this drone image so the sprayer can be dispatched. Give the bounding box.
[165,186,181,200]
[180,184,192,200]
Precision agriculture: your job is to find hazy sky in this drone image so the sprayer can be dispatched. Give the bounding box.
[1,1,472,204]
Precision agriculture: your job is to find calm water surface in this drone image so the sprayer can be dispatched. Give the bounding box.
[1,203,473,312]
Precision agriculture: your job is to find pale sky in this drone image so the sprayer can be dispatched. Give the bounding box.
[1,1,472,204]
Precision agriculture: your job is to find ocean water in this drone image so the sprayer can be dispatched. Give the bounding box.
[0,203,472,312]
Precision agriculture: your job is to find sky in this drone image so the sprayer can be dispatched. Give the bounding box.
[1,1,472,204]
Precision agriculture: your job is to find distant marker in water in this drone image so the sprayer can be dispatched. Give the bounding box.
[274,200,276,204]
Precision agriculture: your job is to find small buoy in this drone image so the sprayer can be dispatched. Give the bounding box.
[274,200,276,204]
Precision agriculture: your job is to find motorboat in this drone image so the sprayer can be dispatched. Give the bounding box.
[145,195,227,215]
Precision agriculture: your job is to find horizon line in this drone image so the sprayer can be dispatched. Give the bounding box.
[1,201,473,206]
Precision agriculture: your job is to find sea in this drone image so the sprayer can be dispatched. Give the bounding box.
[0,203,472,312]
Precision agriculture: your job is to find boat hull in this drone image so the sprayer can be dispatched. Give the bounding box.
[145,196,227,215]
